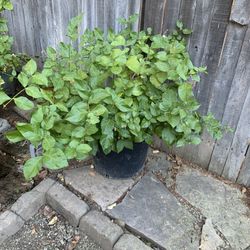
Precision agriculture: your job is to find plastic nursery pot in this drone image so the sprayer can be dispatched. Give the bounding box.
[93,142,149,179]
[0,72,18,97]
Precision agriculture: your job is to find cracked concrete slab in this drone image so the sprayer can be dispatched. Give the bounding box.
[176,167,250,250]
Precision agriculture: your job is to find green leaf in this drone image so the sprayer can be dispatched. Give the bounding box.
[5,130,25,143]
[65,147,76,159]
[23,59,37,76]
[191,136,201,145]
[26,86,42,98]
[42,135,56,149]
[85,124,98,135]
[31,107,43,124]
[176,64,188,80]
[178,83,193,102]
[111,35,126,46]
[91,104,107,116]
[176,20,183,30]
[16,123,43,145]
[47,47,57,59]
[76,144,92,159]
[72,127,85,138]
[43,148,68,169]
[31,72,48,86]
[17,72,29,87]
[101,117,114,137]
[132,85,143,96]
[89,89,110,104]
[0,91,11,105]
[150,75,161,88]
[55,102,68,112]
[155,62,168,72]
[87,113,100,125]
[100,135,113,154]
[126,56,140,74]
[117,140,133,153]
[161,128,176,145]
[23,156,43,180]
[14,97,34,110]
[67,14,83,41]
[182,28,192,35]
[3,1,13,10]
[66,102,88,124]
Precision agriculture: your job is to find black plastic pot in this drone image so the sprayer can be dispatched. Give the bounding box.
[1,72,18,97]
[93,142,149,179]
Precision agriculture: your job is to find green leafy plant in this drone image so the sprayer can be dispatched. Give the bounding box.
[0,0,29,85]
[0,14,224,179]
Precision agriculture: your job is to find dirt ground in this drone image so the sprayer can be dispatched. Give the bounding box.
[0,107,34,212]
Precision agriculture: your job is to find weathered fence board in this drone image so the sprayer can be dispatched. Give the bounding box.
[144,0,250,186]
[2,0,141,57]
[2,0,250,186]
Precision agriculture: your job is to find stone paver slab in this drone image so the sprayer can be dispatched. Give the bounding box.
[0,210,24,244]
[114,234,152,250]
[64,166,134,210]
[46,182,89,227]
[0,118,11,133]
[200,218,225,250]
[176,167,250,249]
[33,178,56,193]
[11,190,45,221]
[108,174,200,250]
[79,210,123,250]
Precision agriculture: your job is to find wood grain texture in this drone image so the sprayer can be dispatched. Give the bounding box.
[237,145,250,186]
[162,0,182,34]
[143,0,166,34]
[209,27,250,177]
[143,0,250,186]
[230,0,250,25]
[222,86,250,181]
[2,0,142,57]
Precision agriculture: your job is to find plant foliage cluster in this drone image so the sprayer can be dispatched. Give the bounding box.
[0,0,28,84]
[0,13,223,179]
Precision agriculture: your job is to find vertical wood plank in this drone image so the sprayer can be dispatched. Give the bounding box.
[230,0,250,25]
[162,0,182,34]
[2,0,142,57]
[195,0,233,115]
[209,27,250,176]
[143,0,166,34]
[222,86,250,181]
[237,145,250,186]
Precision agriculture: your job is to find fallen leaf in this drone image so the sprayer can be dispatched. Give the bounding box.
[38,169,48,179]
[31,225,37,235]
[48,216,58,225]
[57,173,64,182]
[107,203,117,209]
[67,235,81,250]
[43,206,55,219]
[88,171,96,177]
[242,187,247,194]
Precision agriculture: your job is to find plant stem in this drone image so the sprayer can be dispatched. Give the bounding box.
[3,88,25,108]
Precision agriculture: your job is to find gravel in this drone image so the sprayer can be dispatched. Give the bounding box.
[0,206,103,250]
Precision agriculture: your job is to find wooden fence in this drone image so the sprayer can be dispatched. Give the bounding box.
[2,0,250,186]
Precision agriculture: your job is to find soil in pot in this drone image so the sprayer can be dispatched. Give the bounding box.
[93,142,148,179]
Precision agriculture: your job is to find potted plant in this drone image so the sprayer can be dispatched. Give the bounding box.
[0,15,223,179]
[0,0,29,96]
